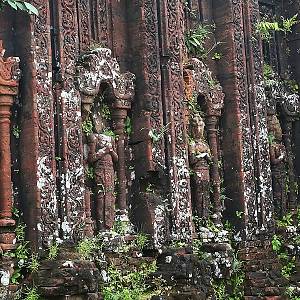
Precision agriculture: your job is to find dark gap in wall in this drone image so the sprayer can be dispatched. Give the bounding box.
[50,0,64,235]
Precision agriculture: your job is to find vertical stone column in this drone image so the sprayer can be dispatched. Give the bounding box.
[111,106,130,215]
[213,0,273,238]
[0,40,19,250]
[206,116,222,217]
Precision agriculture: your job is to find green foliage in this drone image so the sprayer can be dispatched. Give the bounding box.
[185,24,215,58]
[102,129,116,138]
[134,233,149,252]
[257,20,281,40]
[284,79,299,93]
[48,242,59,260]
[29,254,40,273]
[149,123,170,143]
[282,14,299,34]
[0,0,38,15]
[24,287,41,300]
[113,219,129,235]
[125,116,133,136]
[212,52,222,60]
[100,103,111,121]
[86,166,95,180]
[77,238,100,260]
[82,118,93,135]
[277,213,293,227]
[257,14,299,41]
[268,133,275,145]
[235,211,244,219]
[102,261,157,300]
[271,235,282,253]
[281,257,296,279]
[285,286,300,300]
[12,125,21,139]
[263,63,275,80]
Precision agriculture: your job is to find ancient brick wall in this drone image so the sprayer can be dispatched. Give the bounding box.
[0,0,299,299]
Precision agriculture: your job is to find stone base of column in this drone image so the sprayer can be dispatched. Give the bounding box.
[0,219,16,251]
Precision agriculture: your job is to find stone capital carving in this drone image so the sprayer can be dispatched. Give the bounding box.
[184,59,224,116]
[76,47,135,110]
[0,40,20,95]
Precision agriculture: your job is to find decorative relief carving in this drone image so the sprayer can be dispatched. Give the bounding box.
[188,114,211,219]
[184,60,224,223]
[76,47,135,229]
[0,40,20,250]
[31,1,58,246]
[58,0,85,242]
[267,114,287,217]
[160,0,193,241]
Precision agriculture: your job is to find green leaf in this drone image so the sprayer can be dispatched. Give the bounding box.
[23,2,39,15]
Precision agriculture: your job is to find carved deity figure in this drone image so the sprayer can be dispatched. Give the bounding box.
[87,113,118,231]
[188,114,211,219]
[267,114,287,217]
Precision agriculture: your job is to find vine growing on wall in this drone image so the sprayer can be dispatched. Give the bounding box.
[0,0,38,15]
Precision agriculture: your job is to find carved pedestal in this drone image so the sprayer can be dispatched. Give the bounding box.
[0,41,19,250]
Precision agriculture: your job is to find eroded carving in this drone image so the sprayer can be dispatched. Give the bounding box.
[188,114,211,219]
[76,47,135,229]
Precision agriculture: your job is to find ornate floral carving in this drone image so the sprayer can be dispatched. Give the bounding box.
[31,0,58,246]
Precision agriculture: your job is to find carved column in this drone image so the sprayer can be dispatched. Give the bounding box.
[0,41,19,250]
[111,102,131,215]
[206,116,222,217]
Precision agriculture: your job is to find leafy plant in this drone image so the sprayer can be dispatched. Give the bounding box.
[281,257,296,279]
[113,219,129,235]
[149,123,170,143]
[0,0,38,15]
[282,14,299,34]
[272,234,282,253]
[24,286,41,300]
[125,116,132,136]
[77,238,99,260]
[102,261,157,300]
[85,166,95,180]
[134,233,148,251]
[185,24,213,58]
[102,129,116,138]
[12,125,21,138]
[82,118,93,135]
[100,103,111,120]
[212,52,222,60]
[29,254,40,273]
[277,213,293,227]
[257,14,299,41]
[48,242,59,260]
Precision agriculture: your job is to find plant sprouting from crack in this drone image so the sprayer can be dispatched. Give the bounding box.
[149,123,170,143]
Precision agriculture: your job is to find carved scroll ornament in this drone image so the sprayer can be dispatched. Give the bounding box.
[0,41,20,251]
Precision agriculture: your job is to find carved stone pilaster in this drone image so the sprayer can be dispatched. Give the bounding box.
[0,40,20,251]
